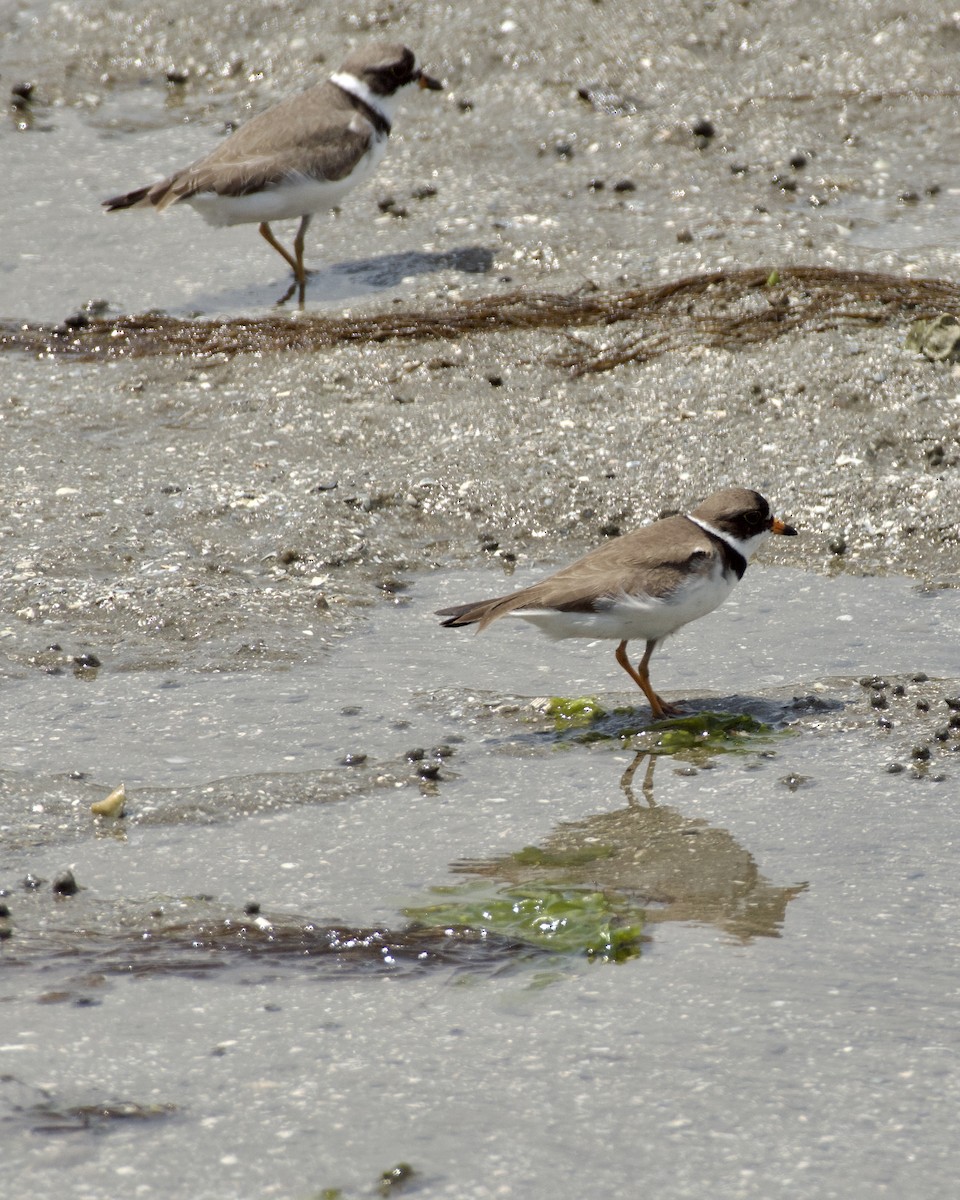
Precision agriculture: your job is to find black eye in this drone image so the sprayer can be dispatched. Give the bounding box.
[744,511,763,529]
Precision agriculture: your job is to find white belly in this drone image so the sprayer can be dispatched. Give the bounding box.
[509,568,736,644]
[185,137,388,227]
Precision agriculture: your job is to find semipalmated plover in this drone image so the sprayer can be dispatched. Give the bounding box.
[437,487,798,718]
[103,43,443,305]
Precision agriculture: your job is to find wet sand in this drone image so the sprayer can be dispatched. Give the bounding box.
[2,2,960,671]
[3,3,960,1198]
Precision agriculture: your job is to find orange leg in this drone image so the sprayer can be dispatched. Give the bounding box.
[258,220,299,273]
[292,214,312,306]
[259,216,312,307]
[615,639,683,719]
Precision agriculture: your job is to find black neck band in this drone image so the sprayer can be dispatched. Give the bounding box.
[337,86,392,137]
[684,516,747,579]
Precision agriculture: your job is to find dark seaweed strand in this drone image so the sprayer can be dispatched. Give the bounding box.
[3,266,960,367]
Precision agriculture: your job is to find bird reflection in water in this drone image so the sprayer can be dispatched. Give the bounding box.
[454,751,806,943]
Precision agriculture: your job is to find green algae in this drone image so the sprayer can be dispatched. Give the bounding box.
[542,697,781,757]
[647,711,771,750]
[543,695,609,725]
[405,881,647,963]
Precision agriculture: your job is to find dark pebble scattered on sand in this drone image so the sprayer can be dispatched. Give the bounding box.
[52,869,80,896]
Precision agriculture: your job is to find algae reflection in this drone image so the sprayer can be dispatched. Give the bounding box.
[407,709,806,958]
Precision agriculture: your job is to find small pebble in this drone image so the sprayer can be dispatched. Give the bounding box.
[417,762,441,780]
[885,762,905,774]
[379,1163,415,1192]
[244,901,261,915]
[779,772,810,791]
[52,869,80,896]
[911,746,931,762]
[340,753,367,767]
[691,117,715,139]
[377,196,408,218]
[916,700,930,713]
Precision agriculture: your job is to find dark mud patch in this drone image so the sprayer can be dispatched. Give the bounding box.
[0,900,541,986]
[4,266,957,373]
[0,1074,177,1136]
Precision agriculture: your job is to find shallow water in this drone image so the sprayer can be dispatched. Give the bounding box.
[3,567,960,1199]
[5,4,960,1192]
[1,103,490,321]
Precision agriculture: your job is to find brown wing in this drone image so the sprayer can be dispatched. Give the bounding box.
[438,516,718,631]
[111,81,375,211]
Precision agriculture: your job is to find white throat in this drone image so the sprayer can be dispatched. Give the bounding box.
[329,71,396,126]
[687,515,767,561]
